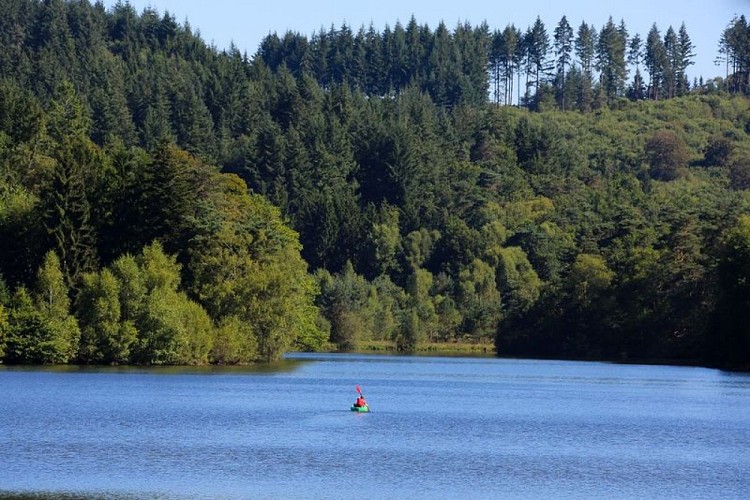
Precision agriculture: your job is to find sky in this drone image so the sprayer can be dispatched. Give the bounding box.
[101,0,749,81]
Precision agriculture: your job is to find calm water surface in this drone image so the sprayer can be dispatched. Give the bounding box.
[1,354,749,499]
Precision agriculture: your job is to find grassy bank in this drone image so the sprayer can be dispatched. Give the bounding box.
[351,340,496,356]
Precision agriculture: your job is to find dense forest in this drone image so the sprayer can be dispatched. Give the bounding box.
[1,0,750,368]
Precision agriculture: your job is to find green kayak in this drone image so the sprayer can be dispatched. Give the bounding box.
[351,405,370,412]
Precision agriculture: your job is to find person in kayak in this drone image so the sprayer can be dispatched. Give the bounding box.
[354,394,367,408]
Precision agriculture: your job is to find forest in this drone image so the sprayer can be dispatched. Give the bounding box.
[1,0,750,368]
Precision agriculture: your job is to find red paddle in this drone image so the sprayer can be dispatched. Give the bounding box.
[355,385,369,410]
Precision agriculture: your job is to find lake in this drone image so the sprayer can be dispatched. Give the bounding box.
[1,353,749,499]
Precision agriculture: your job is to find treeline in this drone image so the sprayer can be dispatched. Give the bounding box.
[1,0,750,368]
[718,15,750,95]
[258,14,750,109]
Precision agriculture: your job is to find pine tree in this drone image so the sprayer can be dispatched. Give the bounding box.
[627,33,646,100]
[663,26,678,98]
[676,23,695,95]
[500,24,522,105]
[364,23,384,95]
[489,29,503,105]
[386,22,408,91]
[718,15,750,93]
[406,16,425,82]
[525,17,551,106]
[43,82,100,294]
[575,22,597,112]
[596,17,628,103]
[554,16,574,110]
[645,24,667,100]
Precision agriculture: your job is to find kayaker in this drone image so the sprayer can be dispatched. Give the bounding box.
[355,394,367,408]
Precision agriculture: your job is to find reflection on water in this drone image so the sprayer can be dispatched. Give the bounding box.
[1,354,749,499]
[0,358,308,375]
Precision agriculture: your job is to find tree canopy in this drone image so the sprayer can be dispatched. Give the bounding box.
[0,1,750,369]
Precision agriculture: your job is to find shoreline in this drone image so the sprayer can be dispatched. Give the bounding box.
[346,340,496,357]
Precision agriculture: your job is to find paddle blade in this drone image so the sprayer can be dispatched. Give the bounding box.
[356,385,362,394]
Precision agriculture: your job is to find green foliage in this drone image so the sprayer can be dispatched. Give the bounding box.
[368,205,402,277]
[5,266,79,365]
[730,155,750,190]
[397,308,421,351]
[493,246,542,318]
[645,130,689,180]
[0,2,749,368]
[0,79,43,145]
[403,268,438,345]
[570,254,614,306]
[403,228,440,272]
[316,262,373,350]
[76,242,217,365]
[31,251,80,363]
[78,268,133,364]
[370,275,405,342]
[456,259,501,343]
[713,215,750,368]
[129,241,212,365]
[35,251,71,319]
[5,287,49,364]
[211,315,257,364]
[0,303,7,359]
[596,18,628,103]
[110,254,146,324]
[719,15,750,95]
[188,174,325,361]
[42,82,101,293]
[703,135,735,167]
[0,182,44,285]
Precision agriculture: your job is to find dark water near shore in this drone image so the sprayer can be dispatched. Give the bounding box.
[1,354,749,499]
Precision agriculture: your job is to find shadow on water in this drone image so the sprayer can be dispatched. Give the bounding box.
[0,493,149,500]
[0,358,308,376]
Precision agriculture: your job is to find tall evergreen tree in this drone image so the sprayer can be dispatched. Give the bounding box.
[524,17,551,106]
[405,16,426,84]
[553,16,574,110]
[627,33,646,100]
[497,24,522,106]
[596,17,628,103]
[363,23,384,94]
[718,15,750,93]
[663,26,679,98]
[676,23,695,95]
[575,22,597,112]
[645,24,667,100]
[489,29,504,105]
[42,82,100,293]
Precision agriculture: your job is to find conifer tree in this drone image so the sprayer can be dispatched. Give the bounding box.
[627,33,645,100]
[498,24,522,105]
[554,16,574,110]
[676,23,695,95]
[596,17,628,103]
[43,82,100,293]
[645,24,667,99]
[525,17,551,106]
[718,15,749,93]
[575,22,597,111]
[663,26,679,98]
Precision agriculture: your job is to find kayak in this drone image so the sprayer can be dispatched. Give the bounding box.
[351,405,370,412]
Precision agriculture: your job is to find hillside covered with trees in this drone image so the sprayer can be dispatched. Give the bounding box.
[1,0,750,368]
